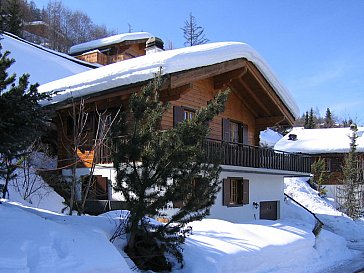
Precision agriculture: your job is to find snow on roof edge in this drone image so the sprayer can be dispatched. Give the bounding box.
[40,42,299,118]
[69,32,153,55]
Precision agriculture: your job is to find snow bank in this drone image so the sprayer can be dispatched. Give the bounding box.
[274,127,364,153]
[177,218,351,273]
[0,152,65,213]
[0,176,360,273]
[284,177,364,246]
[0,202,130,273]
[39,42,299,118]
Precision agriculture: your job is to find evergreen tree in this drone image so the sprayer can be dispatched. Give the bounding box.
[110,75,229,270]
[310,158,329,197]
[303,111,309,129]
[336,125,363,219]
[0,43,50,198]
[307,108,316,129]
[324,107,334,128]
[4,0,23,37]
[181,12,209,46]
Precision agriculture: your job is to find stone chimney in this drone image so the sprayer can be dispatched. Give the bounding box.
[145,37,164,54]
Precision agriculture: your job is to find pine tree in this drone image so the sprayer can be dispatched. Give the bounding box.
[336,125,363,219]
[307,108,316,129]
[324,107,334,128]
[0,43,50,198]
[310,158,329,197]
[181,12,209,46]
[303,111,309,129]
[5,0,23,37]
[110,75,229,270]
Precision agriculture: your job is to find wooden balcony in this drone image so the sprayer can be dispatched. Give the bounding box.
[90,138,311,174]
[204,138,311,173]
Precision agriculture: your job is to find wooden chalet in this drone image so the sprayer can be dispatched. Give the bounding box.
[40,39,311,221]
[68,32,152,65]
[275,126,364,198]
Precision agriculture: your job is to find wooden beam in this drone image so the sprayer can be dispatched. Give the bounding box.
[238,76,272,116]
[161,83,192,101]
[256,116,286,127]
[170,58,246,89]
[213,66,247,89]
[229,80,259,117]
[246,62,295,125]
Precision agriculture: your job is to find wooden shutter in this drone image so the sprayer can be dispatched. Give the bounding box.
[173,106,184,127]
[223,179,231,206]
[222,118,230,141]
[242,124,249,145]
[242,179,249,205]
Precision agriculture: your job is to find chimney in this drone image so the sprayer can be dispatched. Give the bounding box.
[145,37,164,54]
[288,134,297,141]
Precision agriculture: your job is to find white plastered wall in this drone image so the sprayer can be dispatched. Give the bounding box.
[67,165,294,223]
[62,166,123,201]
[208,166,285,223]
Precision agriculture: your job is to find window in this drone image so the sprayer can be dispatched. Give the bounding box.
[222,118,248,144]
[229,121,242,143]
[174,106,195,126]
[330,157,343,172]
[323,157,343,172]
[223,178,249,206]
[184,109,195,122]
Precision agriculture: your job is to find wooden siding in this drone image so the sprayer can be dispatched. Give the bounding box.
[55,60,297,168]
[311,154,364,185]
[75,42,146,65]
[160,78,256,145]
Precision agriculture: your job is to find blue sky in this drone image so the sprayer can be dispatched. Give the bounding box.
[33,0,364,124]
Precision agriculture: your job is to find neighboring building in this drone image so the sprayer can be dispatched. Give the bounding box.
[22,20,70,52]
[39,39,311,222]
[68,32,153,65]
[274,126,364,197]
[0,32,98,85]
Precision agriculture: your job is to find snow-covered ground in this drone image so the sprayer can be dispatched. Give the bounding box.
[1,165,363,272]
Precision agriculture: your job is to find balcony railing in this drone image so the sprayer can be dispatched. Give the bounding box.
[90,138,311,173]
[204,138,311,173]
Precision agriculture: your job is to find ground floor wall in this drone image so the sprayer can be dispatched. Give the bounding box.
[65,165,291,222]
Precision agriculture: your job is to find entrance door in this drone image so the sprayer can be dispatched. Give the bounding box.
[260,201,278,220]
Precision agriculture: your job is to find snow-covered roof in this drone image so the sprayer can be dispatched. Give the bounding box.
[69,32,153,55]
[274,127,364,154]
[24,20,48,26]
[39,42,299,118]
[0,32,98,85]
[260,129,283,148]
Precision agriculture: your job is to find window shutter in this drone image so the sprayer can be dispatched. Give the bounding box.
[173,106,184,127]
[223,179,231,206]
[242,179,249,205]
[222,118,230,141]
[237,180,243,204]
[243,124,249,145]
